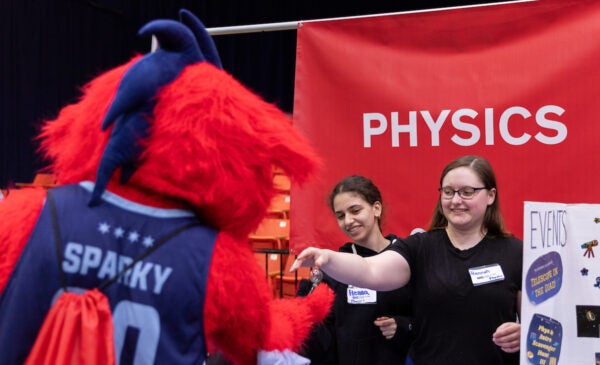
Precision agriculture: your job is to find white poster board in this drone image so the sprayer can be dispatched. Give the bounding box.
[522,202,600,364]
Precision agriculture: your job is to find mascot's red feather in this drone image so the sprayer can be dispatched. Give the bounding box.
[0,9,332,365]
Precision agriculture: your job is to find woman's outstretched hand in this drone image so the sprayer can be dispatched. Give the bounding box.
[290,247,330,272]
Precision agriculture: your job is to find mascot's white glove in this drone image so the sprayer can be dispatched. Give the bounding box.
[258,350,310,365]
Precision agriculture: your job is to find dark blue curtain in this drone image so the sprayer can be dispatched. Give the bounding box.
[0,0,509,187]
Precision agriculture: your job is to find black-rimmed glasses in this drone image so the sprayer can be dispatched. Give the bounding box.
[438,186,487,200]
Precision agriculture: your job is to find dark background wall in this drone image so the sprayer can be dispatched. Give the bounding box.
[0,0,514,187]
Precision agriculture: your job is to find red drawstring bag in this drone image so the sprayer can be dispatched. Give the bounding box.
[25,289,116,365]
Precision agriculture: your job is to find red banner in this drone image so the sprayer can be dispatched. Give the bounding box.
[291,0,600,251]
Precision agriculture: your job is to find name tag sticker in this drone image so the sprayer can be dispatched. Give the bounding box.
[469,263,505,286]
[347,285,377,304]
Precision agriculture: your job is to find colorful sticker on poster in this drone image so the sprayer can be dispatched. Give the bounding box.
[526,313,562,365]
[525,251,563,304]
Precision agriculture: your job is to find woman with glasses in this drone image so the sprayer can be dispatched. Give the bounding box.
[291,155,522,365]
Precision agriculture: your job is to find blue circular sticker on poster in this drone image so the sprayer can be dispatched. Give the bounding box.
[526,313,562,365]
[525,251,563,304]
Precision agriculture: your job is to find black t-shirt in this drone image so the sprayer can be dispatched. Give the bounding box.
[300,234,413,365]
[387,229,522,365]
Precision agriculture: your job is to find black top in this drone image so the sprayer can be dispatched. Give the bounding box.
[298,234,413,365]
[387,229,522,365]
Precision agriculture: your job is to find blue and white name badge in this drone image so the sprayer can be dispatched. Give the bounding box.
[469,263,505,286]
[347,285,377,304]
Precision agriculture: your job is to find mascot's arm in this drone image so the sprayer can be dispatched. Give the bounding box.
[0,188,47,294]
[263,284,333,352]
[204,233,334,365]
[204,233,271,365]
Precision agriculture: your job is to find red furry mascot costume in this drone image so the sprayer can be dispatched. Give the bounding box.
[0,9,332,365]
